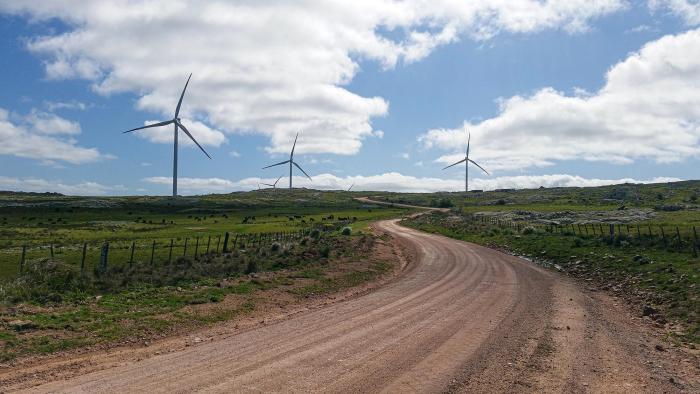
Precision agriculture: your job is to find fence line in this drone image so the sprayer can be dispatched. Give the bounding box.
[463,214,699,257]
[2,220,354,279]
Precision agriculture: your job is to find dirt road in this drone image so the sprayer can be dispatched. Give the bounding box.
[8,219,698,393]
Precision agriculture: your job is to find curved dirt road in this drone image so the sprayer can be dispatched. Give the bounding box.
[11,219,696,393]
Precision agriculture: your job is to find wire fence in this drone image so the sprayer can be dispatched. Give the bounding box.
[3,220,354,280]
[443,214,699,257]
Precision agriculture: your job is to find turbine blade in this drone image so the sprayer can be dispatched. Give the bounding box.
[177,121,212,159]
[293,161,312,180]
[123,119,173,133]
[175,73,192,118]
[262,160,290,169]
[442,158,466,170]
[290,132,299,158]
[468,159,490,175]
[275,175,283,185]
[466,131,471,158]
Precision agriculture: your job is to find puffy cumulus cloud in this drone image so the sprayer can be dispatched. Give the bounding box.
[144,172,678,194]
[0,0,625,156]
[649,0,700,25]
[131,119,227,148]
[420,28,700,171]
[0,176,116,195]
[0,108,105,164]
[24,109,81,135]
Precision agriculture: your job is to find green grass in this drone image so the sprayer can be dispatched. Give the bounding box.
[0,189,409,281]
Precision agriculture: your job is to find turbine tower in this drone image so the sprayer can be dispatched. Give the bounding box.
[442,131,489,192]
[262,133,311,189]
[261,175,283,189]
[123,74,211,197]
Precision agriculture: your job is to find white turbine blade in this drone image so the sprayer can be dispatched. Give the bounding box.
[123,119,173,133]
[175,73,192,118]
[274,175,283,185]
[293,161,312,180]
[262,160,290,169]
[177,121,212,159]
[442,158,466,170]
[466,131,471,158]
[468,158,489,175]
[290,132,299,158]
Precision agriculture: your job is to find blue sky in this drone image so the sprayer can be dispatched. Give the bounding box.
[0,1,699,194]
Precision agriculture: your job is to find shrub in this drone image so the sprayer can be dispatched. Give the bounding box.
[270,242,280,252]
[521,225,536,235]
[310,229,321,239]
[320,245,331,258]
[341,227,352,236]
[244,260,259,274]
[573,237,583,247]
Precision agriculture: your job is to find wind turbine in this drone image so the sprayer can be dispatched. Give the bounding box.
[347,182,355,192]
[442,131,489,192]
[123,74,211,197]
[261,175,283,189]
[262,133,311,189]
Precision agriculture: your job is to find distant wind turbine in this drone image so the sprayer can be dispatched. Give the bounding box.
[442,131,489,192]
[262,133,311,189]
[261,175,283,189]
[347,182,355,192]
[123,74,211,197]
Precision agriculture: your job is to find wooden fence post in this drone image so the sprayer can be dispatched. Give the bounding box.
[216,235,221,253]
[206,236,211,255]
[194,237,200,259]
[233,234,239,250]
[637,225,641,239]
[99,242,109,273]
[609,224,615,243]
[693,227,698,258]
[168,239,174,262]
[222,232,229,253]
[50,244,54,259]
[19,245,26,273]
[660,226,667,246]
[129,241,135,267]
[150,240,156,266]
[676,226,682,248]
[183,238,189,257]
[80,243,87,277]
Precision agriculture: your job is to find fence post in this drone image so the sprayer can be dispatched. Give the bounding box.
[50,243,54,259]
[150,240,156,266]
[129,241,135,267]
[609,224,614,244]
[637,225,641,239]
[676,226,682,248]
[693,227,698,258]
[194,237,200,259]
[660,226,667,247]
[222,232,230,253]
[592,224,596,235]
[81,243,87,278]
[183,238,189,257]
[99,242,109,273]
[233,234,239,250]
[216,235,221,253]
[206,236,211,255]
[168,239,174,262]
[19,245,26,274]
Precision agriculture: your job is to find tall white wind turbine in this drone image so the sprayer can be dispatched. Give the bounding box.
[442,131,489,192]
[123,74,211,197]
[262,133,311,189]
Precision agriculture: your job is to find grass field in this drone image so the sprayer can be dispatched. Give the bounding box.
[0,189,408,281]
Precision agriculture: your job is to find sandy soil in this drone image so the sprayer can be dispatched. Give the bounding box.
[2,217,698,393]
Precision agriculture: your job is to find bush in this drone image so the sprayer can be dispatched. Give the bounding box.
[573,237,584,247]
[244,260,259,274]
[270,242,280,252]
[1,259,84,303]
[521,225,536,235]
[341,227,352,236]
[310,229,321,239]
[320,245,331,258]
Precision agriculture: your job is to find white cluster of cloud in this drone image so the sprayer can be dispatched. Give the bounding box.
[143,172,680,194]
[650,0,700,25]
[420,27,700,171]
[0,0,626,155]
[0,176,115,195]
[0,107,104,164]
